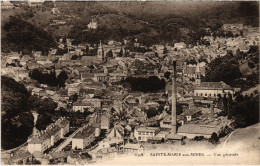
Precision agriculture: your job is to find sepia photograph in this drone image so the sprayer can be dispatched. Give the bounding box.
[1,0,259,165]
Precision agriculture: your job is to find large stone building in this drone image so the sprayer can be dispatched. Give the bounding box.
[194,81,234,98]
[134,127,160,142]
[72,126,95,149]
[27,117,69,154]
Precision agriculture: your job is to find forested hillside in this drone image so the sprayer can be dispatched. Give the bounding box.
[2,16,56,54]
[1,76,34,150]
[1,1,258,53]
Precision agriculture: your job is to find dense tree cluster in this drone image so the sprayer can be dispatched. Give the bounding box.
[203,54,242,87]
[29,69,68,87]
[203,46,259,91]
[124,76,166,93]
[1,76,34,150]
[2,16,56,54]
[230,94,259,128]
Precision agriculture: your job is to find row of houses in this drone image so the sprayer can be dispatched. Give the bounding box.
[27,117,69,154]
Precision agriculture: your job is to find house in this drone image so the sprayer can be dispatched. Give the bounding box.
[145,100,159,109]
[1,1,14,9]
[50,151,69,163]
[174,42,187,50]
[101,114,110,131]
[72,102,92,112]
[28,0,44,7]
[7,150,32,165]
[72,126,95,149]
[181,107,202,122]
[94,73,108,82]
[222,24,243,32]
[31,88,44,96]
[81,73,94,81]
[194,81,234,98]
[27,117,69,153]
[80,89,95,98]
[96,147,118,159]
[58,89,70,101]
[88,19,97,30]
[11,67,29,81]
[67,84,80,96]
[123,143,144,154]
[26,62,44,70]
[134,127,160,142]
[20,55,33,66]
[45,90,56,97]
[67,153,80,164]
[104,127,124,147]
[183,66,206,79]
[178,123,222,139]
[159,113,185,130]
[81,97,102,108]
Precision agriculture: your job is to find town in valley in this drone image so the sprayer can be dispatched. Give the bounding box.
[1,1,259,165]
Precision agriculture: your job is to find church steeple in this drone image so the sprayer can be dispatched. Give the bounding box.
[195,62,201,85]
[97,40,104,61]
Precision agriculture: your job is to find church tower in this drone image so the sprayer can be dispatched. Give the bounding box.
[195,62,201,85]
[97,40,104,61]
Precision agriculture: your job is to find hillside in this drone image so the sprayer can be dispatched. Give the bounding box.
[224,123,260,151]
[1,16,56,54]
[1,1,259,52]
[1,76,34,150]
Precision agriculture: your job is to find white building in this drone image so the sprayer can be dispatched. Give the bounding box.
[134,127,160,142]
[27,117,69,154]
[174,42,187,50]
[194,81,234,98]
[72,102,92,112]
[87,19,97,30]
[72,126,95,149]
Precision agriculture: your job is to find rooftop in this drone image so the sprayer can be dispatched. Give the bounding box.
[195,81,233,90]
[178,123,221,135]
[73,126,95,139]
[136,127,159,133]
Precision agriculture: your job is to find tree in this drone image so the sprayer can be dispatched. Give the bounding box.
[71,55,78,60]
[118,47,123,57]
[70,94,78,103]
[36,114,53,130]
[146,108,158,119]
[106,50,113,58]
[1,76,33,150]
[30,69,42,83]
[164,72,171,80]
[248,61,255,69]
[124,76,166,93]
[163,46,168,54]
[57,70,68,87]
[3,16,56,54]
[204,55,242,87]
[209,132,219,144]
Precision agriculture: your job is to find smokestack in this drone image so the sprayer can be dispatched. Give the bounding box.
[210,104,214,120]
[172,60,177,134]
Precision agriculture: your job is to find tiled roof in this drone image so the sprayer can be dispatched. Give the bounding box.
[28,117,69,144]
[182,107,202,116]
[73,126,95,139]
[73,102,92,107]
[178,123,221,135]
[136,127,159,133]
[195,81,233,90]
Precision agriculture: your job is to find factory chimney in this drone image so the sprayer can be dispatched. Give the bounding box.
[171,60,177,134]
[210,104,214,120]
